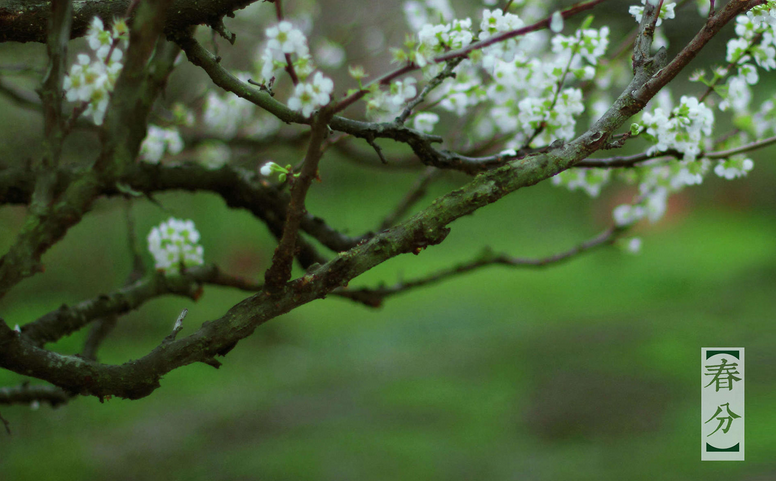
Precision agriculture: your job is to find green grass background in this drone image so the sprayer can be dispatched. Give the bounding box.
[1,154,774,480]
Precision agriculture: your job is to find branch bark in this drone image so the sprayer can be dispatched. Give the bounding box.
[0,0,260,43]
[265,107,334,291]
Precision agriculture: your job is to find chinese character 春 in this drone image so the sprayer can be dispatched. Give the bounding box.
[704,358,741,392]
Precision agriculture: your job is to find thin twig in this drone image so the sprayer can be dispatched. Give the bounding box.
[124,199,146,281]
[698,32,763,103]
[523,33,583,148]
[396,58,464,124]
[274,0,299,85]
[265,107,335,291]
[0,411,10,435]
[80,200,145,361]
[80,316,118,361]
[0,383,70,407]
[576,150,673,167]
[164,309,188,343]
[339,226,625,305]
[0,77,42,108]
[705,134,776,159]
[366,137,388,164]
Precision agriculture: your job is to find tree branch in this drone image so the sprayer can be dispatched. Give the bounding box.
[265,107,334,291]
[20,263,260,347]
[98,0,177,176]
[39,0,72,174]
[0,0,176,299]
[395,58,464,124]
[339,226,625,305]
[577,134,776,167]
[0,383,69,407]
[0,162,371,256]
[0,0,760,402]
[174,35,502,175]
[0,0,260,43]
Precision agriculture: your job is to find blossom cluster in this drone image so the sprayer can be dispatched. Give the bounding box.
[201,74,282,141]
[480,21,608,147]
[256,21,335,117]
[203,86,255,138]
[637,96,714,162]
[63,17,128,125]
[288,71,334,117]
[147,218,204,274]
[139,125,184,164]
[365,78,418,121]
[629,0,676,26]
[714,9,776,114]
[371,4,609,147]
[548,0,775,231]
[411,18,474,68]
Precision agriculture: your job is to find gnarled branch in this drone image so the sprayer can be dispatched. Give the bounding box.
[0,0,260,43]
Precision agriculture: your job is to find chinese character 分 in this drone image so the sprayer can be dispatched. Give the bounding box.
[704,402,741,436]
[704,358,741,392]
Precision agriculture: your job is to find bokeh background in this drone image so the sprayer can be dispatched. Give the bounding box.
[1,0,775,479]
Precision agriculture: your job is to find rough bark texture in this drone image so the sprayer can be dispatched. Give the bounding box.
[0,0,260,43]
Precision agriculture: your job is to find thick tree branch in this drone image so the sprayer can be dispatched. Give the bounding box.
[98,0,176,175]
[39,0,71,171]
[0,162,371,256]
[20,263,261,347]
[0,0,260,43]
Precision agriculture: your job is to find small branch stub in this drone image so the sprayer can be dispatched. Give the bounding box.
[164,308,188,343]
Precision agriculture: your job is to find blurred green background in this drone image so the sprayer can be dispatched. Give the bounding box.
[1,0,776,479]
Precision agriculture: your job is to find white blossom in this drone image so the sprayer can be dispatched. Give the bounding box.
[139,125,184,164]
[552,168,611,197]
[714,157,754,179]
[314,40,346,69]
[550,11,564,33]
[626,238,642,254]
[203,85,256,138]
[147,218,204,274]
[266,21,308,56]
[412,112,440,133]
[629,0,676,26]
[637,96,714,162]
[62,16,125,125]
[613,204,646,226]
